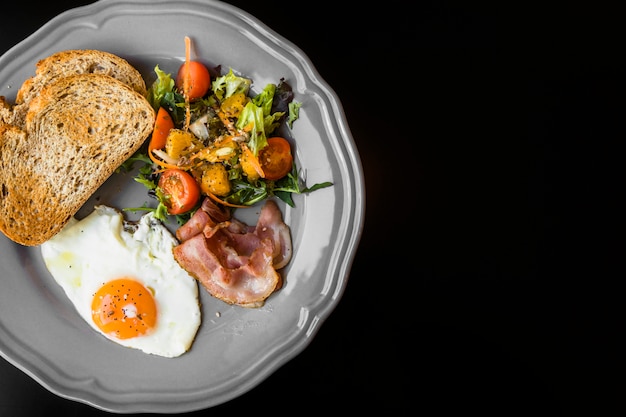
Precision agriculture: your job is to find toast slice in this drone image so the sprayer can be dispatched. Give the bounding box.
[0,73,155,246]
[0,97,12,125]
[9,49,147,128]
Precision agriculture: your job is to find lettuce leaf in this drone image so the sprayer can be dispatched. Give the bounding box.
[287,101,301,129]
[212,68,251,101]
[146,65,174,110]
[236,101,267,155]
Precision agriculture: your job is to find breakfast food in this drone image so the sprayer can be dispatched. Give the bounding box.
[132,38,330,220]
[173,197,292,308]
[40,205,201,358]
[8,49,147,128]
[1,43,307,360]
[0,97,11,125]
[122,39,330,308]
[0,72,155,246]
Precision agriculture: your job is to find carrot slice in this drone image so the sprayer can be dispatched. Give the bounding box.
[148,150,182,171]
[183,36,191,131]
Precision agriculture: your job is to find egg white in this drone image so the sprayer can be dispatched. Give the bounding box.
[40,205,201,358]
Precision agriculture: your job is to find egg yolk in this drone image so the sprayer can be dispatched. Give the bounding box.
[91,278,157,340]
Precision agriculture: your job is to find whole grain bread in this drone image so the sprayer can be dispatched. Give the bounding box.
[8,49,147,128]
[0,73,155,246]
[0,97,12,126]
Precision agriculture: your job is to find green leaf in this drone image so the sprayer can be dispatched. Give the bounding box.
[236,102,267,155]
[287,101,302,129]
[147,65,175,110]
[303,181,334,193]
[274,190,295,207]
[212,68,251,100]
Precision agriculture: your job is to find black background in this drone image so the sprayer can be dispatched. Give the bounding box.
[1,1,625,415]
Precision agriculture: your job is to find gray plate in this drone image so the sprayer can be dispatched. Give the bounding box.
[0,0,364,413]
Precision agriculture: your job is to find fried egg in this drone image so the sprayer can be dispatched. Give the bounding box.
[40,205,201,358]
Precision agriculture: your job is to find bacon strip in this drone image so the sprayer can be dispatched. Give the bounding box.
[256,201,292,269]
[176,208,213,242]
[173,198,292,307]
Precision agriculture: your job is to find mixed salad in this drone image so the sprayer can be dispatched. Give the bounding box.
[120,39,332,224]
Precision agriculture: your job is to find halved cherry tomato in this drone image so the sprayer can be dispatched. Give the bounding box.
[158,168,201,215]
[149,107,174,151]
[258,137,293,180]
[175,61,211,100]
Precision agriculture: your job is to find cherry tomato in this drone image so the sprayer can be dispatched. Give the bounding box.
[158,168,201,215]
[258,137,293,181]
[175,61,211,100]
[149,107,174,151]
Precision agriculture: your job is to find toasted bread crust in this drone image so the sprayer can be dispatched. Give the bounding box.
[0,73,155,246]
[0,97,12,126]
[10,49,147,128]
[17,49,147,103]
